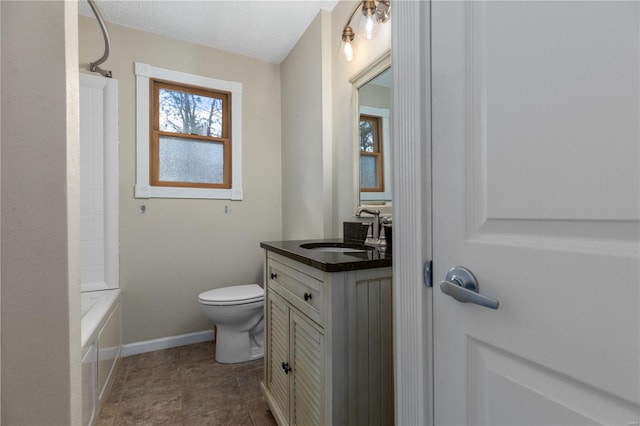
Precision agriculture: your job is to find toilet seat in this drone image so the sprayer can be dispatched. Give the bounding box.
[198,284,264,306]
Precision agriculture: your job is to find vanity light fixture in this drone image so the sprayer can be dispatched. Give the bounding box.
[340,0,391,62]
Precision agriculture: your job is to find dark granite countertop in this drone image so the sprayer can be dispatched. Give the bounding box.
[260,239,392,273]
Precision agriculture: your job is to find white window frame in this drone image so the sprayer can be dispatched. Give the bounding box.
[134,62,243,200]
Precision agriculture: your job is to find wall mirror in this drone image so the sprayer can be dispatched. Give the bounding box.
[350,51,392,216]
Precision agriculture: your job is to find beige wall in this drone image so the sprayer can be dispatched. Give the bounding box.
[1,1,81,424]
[79,17,282,344]
[331,1,391,233]
[360,83,392,110]
[79,0,388,344]
[280,1,391,239]
[281,12,333,239]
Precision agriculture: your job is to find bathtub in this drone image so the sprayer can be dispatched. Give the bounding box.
[81,289,122,426]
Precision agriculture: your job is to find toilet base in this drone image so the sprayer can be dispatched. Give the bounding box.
[215,326,264,364]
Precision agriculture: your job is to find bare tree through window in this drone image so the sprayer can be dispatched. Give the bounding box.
[158,88,224,137]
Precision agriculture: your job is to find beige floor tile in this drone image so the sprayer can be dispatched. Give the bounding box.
[175,340,216,364]
[236,365,263,382]
[117,393,182,425]
[182,378,245,417]
[123,367,181,400]
[126,348,179,375]
[239,382,265,401]
[233,358,263,372]
[95,342,268,426]
[246,397,278,426]
[183,404,253,426]
[94,400,118,426]
[180,358,237,385]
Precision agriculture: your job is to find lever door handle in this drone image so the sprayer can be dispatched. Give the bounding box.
[440,266,499,310]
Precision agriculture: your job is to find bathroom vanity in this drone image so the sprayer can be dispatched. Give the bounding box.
[260,240,393,426]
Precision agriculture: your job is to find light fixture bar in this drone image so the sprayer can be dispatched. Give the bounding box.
[339,0,391,62]
[343,1,365,34]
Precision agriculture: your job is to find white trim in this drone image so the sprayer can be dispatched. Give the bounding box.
[359,105,392,202]
[134,62,243,200]
[121,329,215,357]
[393,1,433,425]
[80,281,111,292]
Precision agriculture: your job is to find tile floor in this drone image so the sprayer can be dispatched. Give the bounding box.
[95,341,277,426]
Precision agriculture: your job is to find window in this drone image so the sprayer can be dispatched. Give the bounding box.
[359,114,384,192]
[151,80,230,188]
[135,63,243,199]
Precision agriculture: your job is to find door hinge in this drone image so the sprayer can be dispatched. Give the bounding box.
[424,260,433,287]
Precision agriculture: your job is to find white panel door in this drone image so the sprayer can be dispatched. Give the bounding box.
[432,1,640,425]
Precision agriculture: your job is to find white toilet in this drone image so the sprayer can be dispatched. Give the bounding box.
[197,284,265,364]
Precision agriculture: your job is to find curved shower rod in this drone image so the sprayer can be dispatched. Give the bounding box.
[87,0,112,78]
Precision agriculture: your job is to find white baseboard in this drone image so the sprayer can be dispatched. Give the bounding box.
[121,329,214,357]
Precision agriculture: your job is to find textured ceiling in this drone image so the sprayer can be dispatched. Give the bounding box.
[78,0,340,64]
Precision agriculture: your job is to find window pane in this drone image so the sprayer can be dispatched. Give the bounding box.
[158,88,223,137]
[360,120,375,152]
[360,156,379,188]
[159,136,224,184]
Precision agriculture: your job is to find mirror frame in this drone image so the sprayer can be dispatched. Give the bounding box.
[349,50,392,216]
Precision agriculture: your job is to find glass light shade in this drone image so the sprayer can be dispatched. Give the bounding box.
[359,10,379,40]
[339,39,357,61]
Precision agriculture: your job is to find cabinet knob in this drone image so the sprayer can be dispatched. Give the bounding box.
[281,361,291,374]
[304,293,312,301]
[270,272,278,280]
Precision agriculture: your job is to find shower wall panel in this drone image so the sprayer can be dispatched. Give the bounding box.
[79,74,119,291]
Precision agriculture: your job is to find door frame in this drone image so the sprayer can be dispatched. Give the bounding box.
[391,1,433,425]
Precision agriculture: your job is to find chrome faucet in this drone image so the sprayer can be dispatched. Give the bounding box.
[355,208,381,244]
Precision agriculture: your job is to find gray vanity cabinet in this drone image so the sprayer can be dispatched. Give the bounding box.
[261,250,393,426]
[265,289,324,425]
[265,290,290,422]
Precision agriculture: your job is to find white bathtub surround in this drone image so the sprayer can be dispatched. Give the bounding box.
[81,289,122,426]
[79,74,119,292]
[80,74,120,426]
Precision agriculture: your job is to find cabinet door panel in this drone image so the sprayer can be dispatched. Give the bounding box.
[292,311,324,426]
[267,291,290,422]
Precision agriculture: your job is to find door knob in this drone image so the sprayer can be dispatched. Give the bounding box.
[440,266,499,310]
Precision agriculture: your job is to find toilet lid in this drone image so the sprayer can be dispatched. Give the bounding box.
[198,284,264,305]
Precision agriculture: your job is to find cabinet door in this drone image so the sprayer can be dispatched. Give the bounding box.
[266,290,291,423]
[291,310,324,426]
